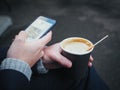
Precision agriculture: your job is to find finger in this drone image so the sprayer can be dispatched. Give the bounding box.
[88,62,92,67]
[13,35,18,41]
[16,31,28,41]
[50,52,72,68]
[36,31,52,48]
[40,31,52,45]
[39,51,44,58]
[89,55,94,62]
[51,43,72,68]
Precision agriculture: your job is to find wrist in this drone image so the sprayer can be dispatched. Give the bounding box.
[37,59,49,74]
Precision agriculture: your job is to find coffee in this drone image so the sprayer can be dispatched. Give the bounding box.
[60,37,94,81]
[61,37,93,55]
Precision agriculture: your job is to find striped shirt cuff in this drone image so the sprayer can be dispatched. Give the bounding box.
[37,60,49,74]
[0,58,32,81]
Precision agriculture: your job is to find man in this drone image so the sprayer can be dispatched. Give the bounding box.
[0,31,108,90]
[0,31,52,90]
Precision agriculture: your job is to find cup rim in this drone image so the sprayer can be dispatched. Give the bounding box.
[60,37,94,55]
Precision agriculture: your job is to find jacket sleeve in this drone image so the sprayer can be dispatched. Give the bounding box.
[0,58,32,90]
[0,69,29,90]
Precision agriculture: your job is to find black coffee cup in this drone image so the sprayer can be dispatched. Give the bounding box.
[60,37,94,81]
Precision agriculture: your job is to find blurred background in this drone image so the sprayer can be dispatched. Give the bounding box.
[0,0,120,90]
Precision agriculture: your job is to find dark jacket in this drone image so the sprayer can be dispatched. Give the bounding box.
[0,69,29,90]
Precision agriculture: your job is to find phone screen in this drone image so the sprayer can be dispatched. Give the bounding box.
[26,16,56,40]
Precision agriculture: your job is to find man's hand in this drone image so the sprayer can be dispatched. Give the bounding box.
[42,43,94,69]
[88,55,94,67]
[7,31,52,67]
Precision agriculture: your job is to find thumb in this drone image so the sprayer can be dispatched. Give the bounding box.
[35,31,52,48]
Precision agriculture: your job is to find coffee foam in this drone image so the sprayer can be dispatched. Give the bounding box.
[61,37,93,55]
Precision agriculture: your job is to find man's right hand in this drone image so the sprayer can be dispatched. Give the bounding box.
[7,31,52,67]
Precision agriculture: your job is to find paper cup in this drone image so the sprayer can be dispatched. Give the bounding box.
[60,37,94,81]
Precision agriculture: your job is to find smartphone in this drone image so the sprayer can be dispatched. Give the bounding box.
[25,16,56,41]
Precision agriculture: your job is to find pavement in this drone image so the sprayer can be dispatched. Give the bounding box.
[0,0,120,90]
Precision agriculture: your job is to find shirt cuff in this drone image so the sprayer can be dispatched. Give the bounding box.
[0,58,32,81]
[37,59,49,74]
